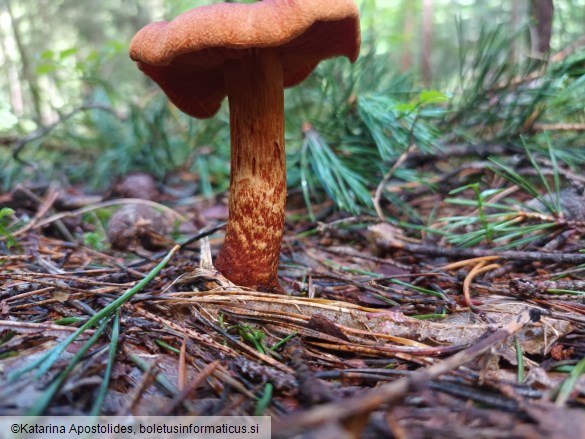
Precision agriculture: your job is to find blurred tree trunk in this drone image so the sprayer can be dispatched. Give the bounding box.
[529,0,554,55]
[400,0,415,72]
[510,0,522,63]
[421,0,433,84]
[6,0,43,125]
[0,21,24,117]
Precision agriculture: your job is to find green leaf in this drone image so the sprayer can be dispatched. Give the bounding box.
[0,207,18,248]
[395,102,416,112]
[83,231,106,251]
[419,90,450,104]
[36,64,57,75]
[59,47,78,60]
[40,50,54,60]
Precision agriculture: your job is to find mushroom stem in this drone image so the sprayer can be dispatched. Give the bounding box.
[215,49,286,291]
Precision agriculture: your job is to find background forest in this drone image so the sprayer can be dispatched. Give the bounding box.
[1,0,584,213]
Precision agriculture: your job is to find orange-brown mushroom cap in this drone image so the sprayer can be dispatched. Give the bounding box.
[129,0,360,118]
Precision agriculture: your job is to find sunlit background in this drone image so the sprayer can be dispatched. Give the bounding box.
[2,0,583,128]
[1,0,584,201]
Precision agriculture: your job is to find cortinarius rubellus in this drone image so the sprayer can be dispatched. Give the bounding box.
[129,0,360,291]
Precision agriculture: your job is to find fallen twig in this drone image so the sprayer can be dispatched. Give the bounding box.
[373,237,585,265]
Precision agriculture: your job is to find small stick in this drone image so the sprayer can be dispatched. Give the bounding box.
[178,338,187,391]
[533,123,585,132]
[376,238,585,265]
[373,145,416,221]
[162,361,220,415]
[0,320,94,336]
[10,189,59,238]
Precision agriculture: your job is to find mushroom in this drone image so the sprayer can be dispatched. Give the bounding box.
[129,0,360,291]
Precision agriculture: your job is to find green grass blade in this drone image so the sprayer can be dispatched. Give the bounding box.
[8,245,179,382]
[90,308,121,416]
[26,316,111,416]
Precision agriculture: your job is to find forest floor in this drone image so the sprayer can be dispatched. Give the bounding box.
[1,148,585,438]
